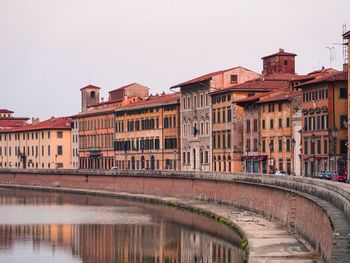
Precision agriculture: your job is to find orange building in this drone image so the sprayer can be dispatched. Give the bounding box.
[76,83,149,169]
[210,79,287,172]
[299,70,348,177]
[114,93,180,171]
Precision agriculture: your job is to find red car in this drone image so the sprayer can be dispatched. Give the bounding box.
[333,172,347,182]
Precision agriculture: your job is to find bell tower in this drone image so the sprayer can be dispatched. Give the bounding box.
[262,48,297,75]
[80,85,101,112]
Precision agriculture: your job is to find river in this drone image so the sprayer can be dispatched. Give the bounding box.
[0,187,244,263]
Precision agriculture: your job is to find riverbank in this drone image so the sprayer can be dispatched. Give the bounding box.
[0,183,319,262]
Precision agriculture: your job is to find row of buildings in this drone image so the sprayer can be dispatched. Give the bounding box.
[0,36,349,176]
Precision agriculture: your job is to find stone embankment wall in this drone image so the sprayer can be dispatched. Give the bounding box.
[0,169,349,262]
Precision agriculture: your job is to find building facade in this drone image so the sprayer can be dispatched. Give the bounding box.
[77,83,150,169]
[114,93,180,171]
[171,67,260,172]
[0,117,72,169]
[300,70,348,176]
[343,31,350,177]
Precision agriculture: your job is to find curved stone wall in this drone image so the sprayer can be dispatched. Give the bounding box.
[0,169,349,262]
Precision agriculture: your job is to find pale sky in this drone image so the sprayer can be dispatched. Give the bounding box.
[0,0,349,119]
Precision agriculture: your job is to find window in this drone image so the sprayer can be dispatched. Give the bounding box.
[339,88,347,99]
[284,59,288,65]
[246,120,251,133]
[270,119,274,129]
[253,138,258,151]
[324,138,328,154]
[269,138,274,152]
[262,138,266,152]
[262,119,265,129]
[278,119,282,128]
[278,103,282,112]
[227,132,231,149]
[286,118,290,128]
[230,74,238,84]
[212,110,216,124]
[317,139,321,154]
[253,119,258,132]
[340,115,347,129]
[268,104,274,112]
[227,107,232,122]
[278,138,282,152]
[304,139,308,155]
[286,138,291,151]
[57,146,63,155]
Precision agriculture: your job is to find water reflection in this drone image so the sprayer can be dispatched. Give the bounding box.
[0,188,244,263]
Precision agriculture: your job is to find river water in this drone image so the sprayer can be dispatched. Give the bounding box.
[0,188,244,263]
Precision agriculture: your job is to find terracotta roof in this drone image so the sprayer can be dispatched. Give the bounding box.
[343,30,350,39]
[170,66,255,89]
[109,82,150,93]
[257,89,301,104]
[297,71,347,87]
[262,73,312,81]
[0,117,71,133]
[80,84,101,91]
[72,107,115,118]
[261,48,297,59]
[0,109,14,114]
[0,120,27,128]
[213,78,290,95]
[116,92,180,111]
[234,93,268,105]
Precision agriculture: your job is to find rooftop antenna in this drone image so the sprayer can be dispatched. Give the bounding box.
[332,24,348,64]
[89,73,91,85]
[325,46,335,68]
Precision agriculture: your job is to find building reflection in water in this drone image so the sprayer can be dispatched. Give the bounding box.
[0,189,244,263]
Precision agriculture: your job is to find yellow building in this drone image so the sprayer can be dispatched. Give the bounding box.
[0,117,72,169]
[114,93,180,170]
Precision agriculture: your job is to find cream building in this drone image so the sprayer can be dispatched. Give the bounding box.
[0,117,72,169]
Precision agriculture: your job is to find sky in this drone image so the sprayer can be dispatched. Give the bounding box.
[0,0,349,120]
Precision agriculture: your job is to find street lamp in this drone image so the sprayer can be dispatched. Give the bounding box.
[269,140,274,174]
[331,126,338,173]
[291,139,296,176]
[310,133,316,177]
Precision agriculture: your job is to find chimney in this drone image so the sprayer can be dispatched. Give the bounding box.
[279,48,284,52]
[343,63,348,72]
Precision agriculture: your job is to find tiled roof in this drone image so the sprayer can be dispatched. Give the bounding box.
[0,109,14,114]
[0,120,27,128]
[263,73,312,81]
[234,93,268,104]
[0,117,71,133]
[297,71,347,87]
[116,92,180,111]
[80,84,101,91]
[212,79,290,95]
[170,66,256,89]
[257,89,301,104]
[261,48,297,59]
[109,82,150,93]
[72,107,115,118]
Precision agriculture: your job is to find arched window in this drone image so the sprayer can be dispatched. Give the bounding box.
[228,155,232,172]
[223,155,226,172]
[284,59,288,66]
[213,156,217,171]
[90,91,96,98]
[218,155,221,171]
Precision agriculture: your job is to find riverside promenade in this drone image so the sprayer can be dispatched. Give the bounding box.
[0,169,349,262]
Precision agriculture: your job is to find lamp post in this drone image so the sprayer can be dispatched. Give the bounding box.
[291,139,296,176]
[310,133,316,177]
[331,126,338,173]
[269,140,273,174]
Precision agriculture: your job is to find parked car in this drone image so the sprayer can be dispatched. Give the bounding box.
[274,170,287,176]
[317,171,326,179]
[324,171,334,180]
[333,173,347,182]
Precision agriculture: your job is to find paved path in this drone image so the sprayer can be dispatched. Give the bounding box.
[0,184,320,262]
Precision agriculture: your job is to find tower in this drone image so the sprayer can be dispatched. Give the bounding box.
[80,85,101,112]
[261,48,297,75]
